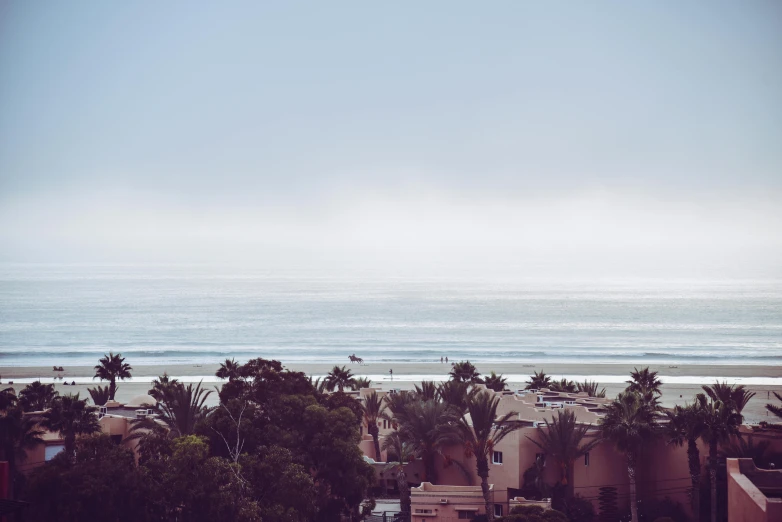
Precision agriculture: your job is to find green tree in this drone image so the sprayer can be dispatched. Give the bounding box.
[362,391,386,461]
[398,399,461,483]
[625,367,662,396]
[382,432,414,516]
[599,392,659,522]
[698,393,742,522]
[527,409,599,500]
[437,380,477,415]
[25,434,155,522]
[460,391,523,521]
[216,357,243,381]
[18,381,59,412]
[42,393,101,457]
[449,360,482,383]
[0,396,44,498]
[324,365,356,392]
[353,377,372,389]
[702,380,755,414]
[766,391,782,421]
[550,379,577,393]
[148,372,179,402]
[525,371,552,390]
[93,352,132,400]
[663,402,705,522]
[484,372,508,392]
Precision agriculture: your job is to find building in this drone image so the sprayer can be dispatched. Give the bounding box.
[727,458,782,522]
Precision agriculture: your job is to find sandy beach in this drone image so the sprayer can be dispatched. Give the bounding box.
[3,360,782,424]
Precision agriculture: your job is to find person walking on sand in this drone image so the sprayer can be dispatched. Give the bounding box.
[445,356,448,363]
[389,368,393,381]
[440,356,443,363]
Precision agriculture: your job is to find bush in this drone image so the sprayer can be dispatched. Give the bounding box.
[563,495,595,522]
[498,506,568,522]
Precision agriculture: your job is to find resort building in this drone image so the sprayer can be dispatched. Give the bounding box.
[727,458,782,522]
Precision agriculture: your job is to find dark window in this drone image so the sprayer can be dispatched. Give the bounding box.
[458,512,473,519]
[585,452,590,466]
[494,504,503,517]
[493,451,503,464]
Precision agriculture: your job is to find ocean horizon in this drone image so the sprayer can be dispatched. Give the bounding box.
[1,264,781,368]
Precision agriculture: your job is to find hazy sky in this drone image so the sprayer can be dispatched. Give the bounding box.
[1,2,781,277]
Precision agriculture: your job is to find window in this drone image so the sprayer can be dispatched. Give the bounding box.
[458,511,474,519]
[492,451,503,464]
[414,509,433,514]
[494,504,503,517]
[584,452,590,466]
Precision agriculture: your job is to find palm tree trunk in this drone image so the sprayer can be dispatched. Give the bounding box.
[477,456,493,521]
[397,466,411,516]
[65,431,76,457]
[369,424,382,461]
[628,454,639,522]
[109,378,117,400]
[424,451,437,484]
[710,442,717,522]
[687,437,701,522]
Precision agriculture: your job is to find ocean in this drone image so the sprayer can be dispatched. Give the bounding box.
[1,264,781,368]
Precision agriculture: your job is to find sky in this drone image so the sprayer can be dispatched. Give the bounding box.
[1,1,781,278]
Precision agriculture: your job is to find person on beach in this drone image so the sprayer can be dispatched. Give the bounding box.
[445,356,448,363]
[440,356,443,363]
[389,368,393,380]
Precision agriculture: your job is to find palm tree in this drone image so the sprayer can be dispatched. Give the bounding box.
[309,376,328,396]
[599,392,659,522]
[664,402,705,522]
[130,381,213,439]
[87,385,111,406]
[525,371,552,390]
[324,365,356,392]
[414,381,438,401]
[698,393,742,522]
[550,379,577,393]
[148,373,179,402]
[576,380,606,398]
[449,361,482,383]
[362,391,386,461]
[766,391,782,421]
[437,380,477,415]
[353,377,372,389]
[42,393,101,457]
[216,358,242,381]
[382,432,414,516]
[625,367,662,396]
[18,381,59,412]
[460,391,523,520]
[397,399,461,483]
[0,397,45,497]
[484,372,508,392]
[721,435,770,468]
[93,352,132,400]
[702,381,755,414]
[527,410,599,500]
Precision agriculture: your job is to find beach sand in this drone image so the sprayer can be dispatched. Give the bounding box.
[3,361,781,424]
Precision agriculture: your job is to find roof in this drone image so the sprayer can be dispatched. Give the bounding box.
[125,394,157,407]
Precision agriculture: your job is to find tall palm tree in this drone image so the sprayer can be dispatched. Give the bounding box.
[216,358,242,381]
[449,361,482,383]
[0,396,45,498]
[414,381,438,401]
[460,391,523,520]
[525,371,552,390]
[702,381,755,414]
[625,367,662,396]
[324,365,356,392]
[698,393,742,522]
[309,376,328,396]
[721,435,771,468]
[484,372,508,392]
[527,410,599,500]
[93,352,132,400]
[18,381,59,412]
[148,373,179,402]
[42,393,101,457]
[599,392,659,522]
[87,385,111,406]
[437,380,477,415]
[664,402,705,522]
[382,432,414,516]
[363,391,386,461]
[398,399,461,484]
[576,380,606,398]
[130,381,213,439]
